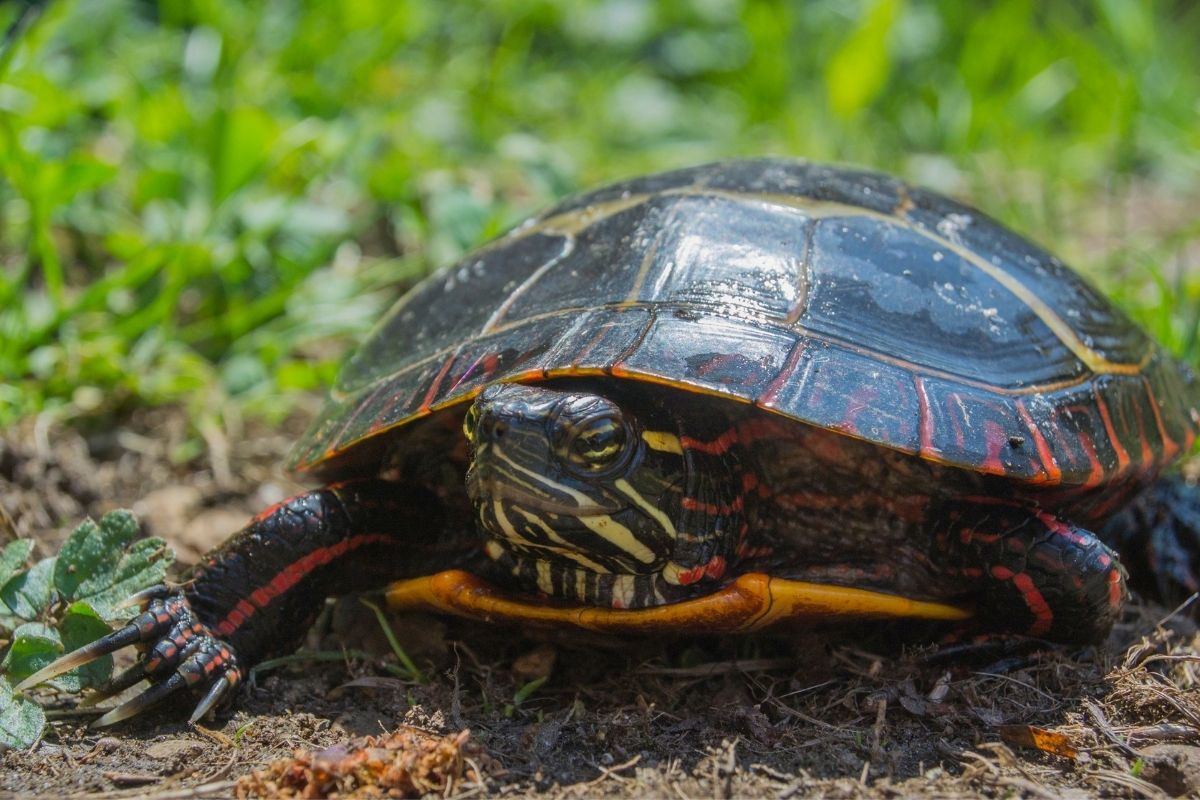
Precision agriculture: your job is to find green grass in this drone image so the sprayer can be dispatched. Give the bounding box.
[2,0,1198,434]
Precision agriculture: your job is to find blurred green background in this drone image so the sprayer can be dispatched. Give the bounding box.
[2,0,1198,440]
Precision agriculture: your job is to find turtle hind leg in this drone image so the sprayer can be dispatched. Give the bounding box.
[1101,477,1200,610]
[939,499,1127,645]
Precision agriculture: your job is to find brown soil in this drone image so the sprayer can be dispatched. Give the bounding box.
[1,409,1198,799]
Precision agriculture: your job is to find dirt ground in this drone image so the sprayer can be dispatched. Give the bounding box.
[1,408,1199,799]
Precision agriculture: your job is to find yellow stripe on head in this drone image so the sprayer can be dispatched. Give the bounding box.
[642,430,683,454]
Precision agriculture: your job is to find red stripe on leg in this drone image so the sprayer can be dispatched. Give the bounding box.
[215,532,394,636]
[989,565,1053,636]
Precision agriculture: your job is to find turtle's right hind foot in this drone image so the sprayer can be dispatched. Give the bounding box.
[1102,478,1200,609]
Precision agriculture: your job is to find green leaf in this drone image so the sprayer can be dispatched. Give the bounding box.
[825,0,902,119]
[53,510,173,618]
[59,602,113,689]
[0,680,45,752]
[512,676,548,707]
[0,541,34,588]
[0,541,35,623]
[213,106,279,203]
[0,558,55,625]
[1,623,61,686]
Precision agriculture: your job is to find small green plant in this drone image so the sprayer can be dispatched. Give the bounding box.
[0,510,173,750]
[504,676,549,718]
[360,598,425,682]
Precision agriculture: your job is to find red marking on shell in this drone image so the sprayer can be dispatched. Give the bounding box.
[704,555,727,580]
[915,377,936,457]
[480,353,501,377]
[329,379,393,454]
[1128,393,1156,468]
[981,420,1006,474]
[1093,390,1131,474]
[839,385,879,435]
[1142,377,1179,461]
[1015,400,1062,484]
[757,339,806,408]
[1075,430,1106,489]
[214,533,393,637]
[947,393,968,453]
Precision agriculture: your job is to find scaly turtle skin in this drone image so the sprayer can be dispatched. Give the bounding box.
[22,160,1200,725]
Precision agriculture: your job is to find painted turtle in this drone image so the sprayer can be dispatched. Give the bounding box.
[22,160,1200,724]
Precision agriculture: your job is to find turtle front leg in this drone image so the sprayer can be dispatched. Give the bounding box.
[938,498,1127,644]
[18,480,467,724]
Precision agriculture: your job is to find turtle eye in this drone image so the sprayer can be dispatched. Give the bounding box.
[566,416,628,472]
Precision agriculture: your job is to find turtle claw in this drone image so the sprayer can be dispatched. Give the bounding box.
[93,672,189,727]
[17,587,243,725]
[189,675,234,724]
[14,625,144,692]
[114,584,177,612]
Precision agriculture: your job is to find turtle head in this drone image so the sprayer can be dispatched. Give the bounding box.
[464,383,684,590]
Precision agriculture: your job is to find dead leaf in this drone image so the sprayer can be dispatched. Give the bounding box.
[997,724,1078,760]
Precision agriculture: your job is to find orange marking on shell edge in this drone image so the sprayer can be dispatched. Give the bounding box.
[1015,400,1062,484]
[1142,377,1180,461]
[1093,390,1131,474]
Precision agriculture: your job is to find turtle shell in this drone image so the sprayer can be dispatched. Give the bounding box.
[291,160,1200,488]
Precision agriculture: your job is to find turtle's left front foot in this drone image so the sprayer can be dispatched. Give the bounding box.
[16,586,242,726]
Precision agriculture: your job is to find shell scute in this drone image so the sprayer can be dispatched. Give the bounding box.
[292,160,1198,487]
